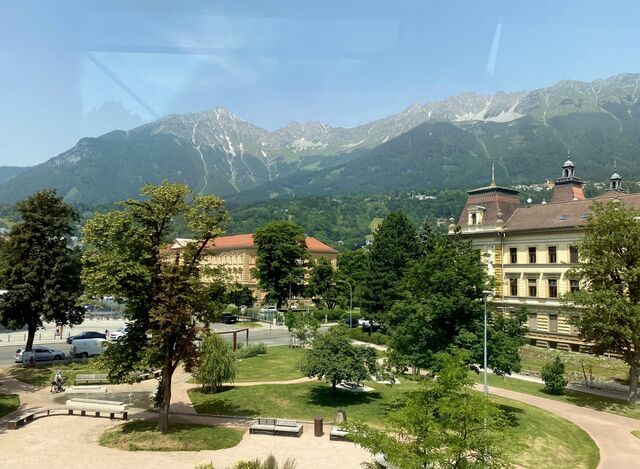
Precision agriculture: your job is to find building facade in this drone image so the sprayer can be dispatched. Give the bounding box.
[452,160,640,350]
[171,233,337,303]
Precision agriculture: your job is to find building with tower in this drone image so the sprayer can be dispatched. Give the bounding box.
[452,160,640,350]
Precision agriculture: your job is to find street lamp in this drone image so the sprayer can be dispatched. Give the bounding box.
[335,279,353,326]
[482,290,493,397]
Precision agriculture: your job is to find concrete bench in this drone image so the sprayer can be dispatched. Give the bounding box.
[65,398,129,420]
[6,409,50,430]
[330,426,349,441]
[249,418,303,437]
[75,373,109,385]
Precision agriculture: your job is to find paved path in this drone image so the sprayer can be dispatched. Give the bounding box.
[479,384,640,469]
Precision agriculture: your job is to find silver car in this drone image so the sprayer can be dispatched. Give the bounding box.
[14,346,65,363]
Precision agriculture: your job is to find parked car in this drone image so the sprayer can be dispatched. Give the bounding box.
[343,317,359,328]
[220,313,238,324]
[71,338,108,358]
[66,331,106,344]
[108,326,128,341]
[14,346,65,363]
[259,305,278,314]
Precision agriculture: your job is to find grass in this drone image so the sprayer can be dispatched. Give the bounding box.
[0,393,20,418]
[189,381,598,469]
[236,345,304,382]
[99,420,244,451]
[8,359,102,387]
[520,345,630,384]
[475,372,640,420]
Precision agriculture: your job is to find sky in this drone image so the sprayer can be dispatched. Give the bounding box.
[3,0,640,166]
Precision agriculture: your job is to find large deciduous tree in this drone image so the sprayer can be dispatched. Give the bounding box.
[307,257,338,309]
[81,181,227,432]
[570,201,640,402]
[361,211,420,326]
[346,352,510,469]
[253,220,308,308]
[0,190,83,351]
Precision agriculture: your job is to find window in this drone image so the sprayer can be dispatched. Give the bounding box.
[548,246,557,263]
[509,278,518,296]
[528,247,537,264]
[528,313,538,331]
[548,279,558,298]
[549,314,558,333]
[570,246,579,263]
[528,278,537,297]
[471,213,477,225]
[510,248,517,263]
[570,279,580,293]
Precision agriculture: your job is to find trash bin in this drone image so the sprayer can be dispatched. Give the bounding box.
[314,415,323,437]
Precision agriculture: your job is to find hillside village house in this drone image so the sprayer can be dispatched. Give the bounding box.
[451,159,640,351]
[171,233,337,304]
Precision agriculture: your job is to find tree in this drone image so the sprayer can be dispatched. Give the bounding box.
[307,257,338,309]
[285,312,320,347]
[253,220,308,309]
[194,333,236,393]
[417,218,438,254]
[570,201,640,402]
[301,326,377,393]
[541,356,567,395]
[361,211,420,327]
[0,190,83,351]
[346,352,511,469]
[335,249,368,309]
[225,282,254,312]
[82,181,228,433]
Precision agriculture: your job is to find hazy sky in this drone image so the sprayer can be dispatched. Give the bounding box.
[3,0,640,166]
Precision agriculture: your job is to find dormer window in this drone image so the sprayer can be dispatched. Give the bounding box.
[467,206,485,225]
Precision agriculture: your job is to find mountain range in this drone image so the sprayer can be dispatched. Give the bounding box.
[2,73,640,206]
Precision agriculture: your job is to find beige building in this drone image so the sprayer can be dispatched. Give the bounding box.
[171,233,337,302]
[452,160,640,350]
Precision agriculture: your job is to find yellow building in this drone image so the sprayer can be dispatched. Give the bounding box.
[171,233,337,303]
[452,160,639,350]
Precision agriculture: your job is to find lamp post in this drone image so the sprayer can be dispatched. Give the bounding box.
[335,279,353,325]
[482,290,493,397]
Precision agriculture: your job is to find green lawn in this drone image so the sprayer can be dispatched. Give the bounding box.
[475,372,640,420]
[189,381,598,468]
[0,393,20,418]
[235,345,304,382]
[520,345,630,383]
[8,359,102,387]
[99,420,244,451]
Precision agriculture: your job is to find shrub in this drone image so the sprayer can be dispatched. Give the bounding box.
[315,308,347,321]
[344,327,388,346]
[235,342,267,359]
[541,356,567,395]
[194,334,236,393]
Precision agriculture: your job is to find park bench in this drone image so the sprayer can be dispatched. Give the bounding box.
[74,373,109,385]
[249,418,303,437]
[6,409,51,430]
[65,398,129,420]
[329,426,349,441]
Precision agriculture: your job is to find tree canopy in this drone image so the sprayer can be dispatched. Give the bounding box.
[570,201,640,402]
[253,220,308,308]
[307,257,338,309]
[0,190,83,351]
[194,333,236,394]
[82,181,228,432]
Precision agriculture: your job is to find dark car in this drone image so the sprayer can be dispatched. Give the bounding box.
[66,331,107,344]
[220,313,238,324]
[343,317,359,328]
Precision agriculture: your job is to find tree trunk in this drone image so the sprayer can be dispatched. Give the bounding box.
[25,323,37,351]
[629,362,639,404]
[158,364,174,433]
[332,379,337,394]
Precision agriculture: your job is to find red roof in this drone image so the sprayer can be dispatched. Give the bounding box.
[205,233,336,253]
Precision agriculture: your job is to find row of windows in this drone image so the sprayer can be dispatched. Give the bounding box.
[508,278,579,297]
[508,246,578,264]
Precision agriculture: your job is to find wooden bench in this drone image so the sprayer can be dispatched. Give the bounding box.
[249,418,303,437]
[65,398,129,420]
[75,373,109,385]
[6,409,51,430]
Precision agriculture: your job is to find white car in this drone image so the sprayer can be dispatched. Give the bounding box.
[260,305,278,314]
[71,338,108,358]
[108,326,128,341]
[14,346,65,363]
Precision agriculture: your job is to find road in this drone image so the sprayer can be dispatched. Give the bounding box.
[0,322,321,368]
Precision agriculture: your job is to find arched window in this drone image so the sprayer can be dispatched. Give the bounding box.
[471,213,477,225]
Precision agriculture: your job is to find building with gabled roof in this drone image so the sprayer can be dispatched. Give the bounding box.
[452,160,633,350]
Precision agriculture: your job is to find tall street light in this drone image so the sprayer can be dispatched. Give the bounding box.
[482,290,493,397]
[335,279,353,325]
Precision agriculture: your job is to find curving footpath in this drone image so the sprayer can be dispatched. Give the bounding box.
[478,384,640,469]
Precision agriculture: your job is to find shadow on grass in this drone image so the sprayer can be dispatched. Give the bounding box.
[495,403,525,428]
[188,387,260,417]
[306,386,382,408]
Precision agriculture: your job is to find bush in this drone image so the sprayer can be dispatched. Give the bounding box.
[315,308,347,321]
[344,327,388,346]
[193,334,236,393]
[195,455,296,469]
[235,342,267,359]
[541,356,567,395]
